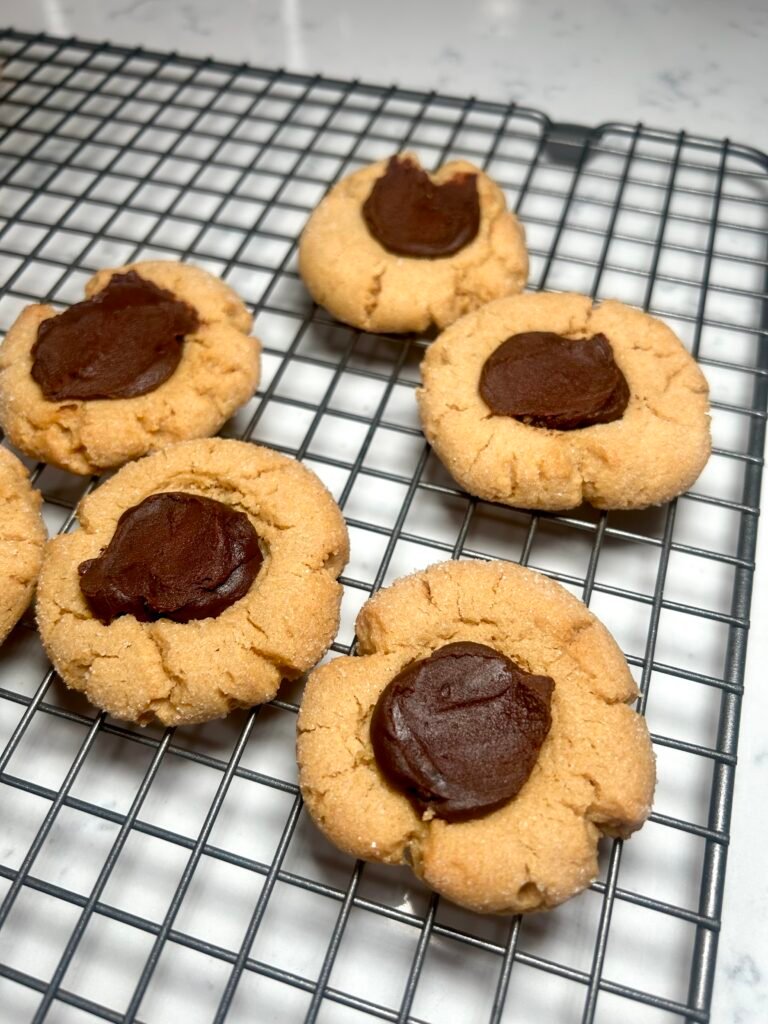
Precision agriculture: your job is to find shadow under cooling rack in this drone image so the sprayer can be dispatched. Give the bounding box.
[0,28,767,1024]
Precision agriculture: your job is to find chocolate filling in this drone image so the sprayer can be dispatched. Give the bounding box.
[32,271,199,402]
[479,331,630,430]
[370,641,553,821]
[362,156,480,258]
[78,492,263,624]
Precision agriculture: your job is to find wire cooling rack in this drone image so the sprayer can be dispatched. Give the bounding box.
[0,28,766,1024]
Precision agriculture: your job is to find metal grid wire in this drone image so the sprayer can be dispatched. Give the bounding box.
[0,28,766,1024]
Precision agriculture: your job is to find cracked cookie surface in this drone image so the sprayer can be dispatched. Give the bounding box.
[297,559,655,915]
[36,438,349,726]
[0,448,46,644]
[0,261,260,475]
[298,154,528,333]
[418,292,711,510]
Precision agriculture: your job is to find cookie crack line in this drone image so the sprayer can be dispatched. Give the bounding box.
[638,395,688,426]
[144,628,182,717]
[78,463,302,536]
[243,612,291,674]
[363,264,387,326]
[467,431,496,473]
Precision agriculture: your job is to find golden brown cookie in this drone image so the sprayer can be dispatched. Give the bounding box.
[0,448,46,644]
[36,438,349,726]
[418,292,711,510]
[298,559,655,915]
[298,153,528,333]
[0,261,260,475]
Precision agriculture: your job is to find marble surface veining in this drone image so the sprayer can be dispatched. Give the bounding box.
[5,0,768,149]
[3,2,768,1022]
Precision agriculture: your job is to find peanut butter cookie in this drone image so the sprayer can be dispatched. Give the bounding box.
[298,559,655,915]
[36,438,349,726]
[0,261,260,475]
[0,448,46,644]
[418,292,711,509]
[299,153,528,333]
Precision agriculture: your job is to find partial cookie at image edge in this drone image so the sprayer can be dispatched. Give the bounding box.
[0,447,46,645]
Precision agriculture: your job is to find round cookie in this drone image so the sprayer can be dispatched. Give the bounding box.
[36,438,349,726]
[298,153,528,333]
[0,261,260,475]
[417,292,711,510]
[297,560,655,915]
[0,448,46,644]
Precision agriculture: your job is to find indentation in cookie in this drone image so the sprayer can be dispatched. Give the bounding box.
[479,331,629,430]
[78,491,262,624]
[32,271,198,401]
[370,640,553,820]
[362,156,480,258]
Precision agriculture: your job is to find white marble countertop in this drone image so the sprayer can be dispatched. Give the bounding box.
[6,0,768,150]
[3,1,768,1021]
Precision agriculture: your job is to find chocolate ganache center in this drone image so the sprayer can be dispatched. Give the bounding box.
[32,271,199,402]
[362,156,480,258]
[479,331,630,430]
[78,492,263,624]
[370,641,553,821]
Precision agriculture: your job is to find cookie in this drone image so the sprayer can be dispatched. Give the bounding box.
[0,261,260,475]
[297,560,655,915]
[36,438,349,726]
[418,292,711,510]
[298,153,528,334]
[0,448,46,644]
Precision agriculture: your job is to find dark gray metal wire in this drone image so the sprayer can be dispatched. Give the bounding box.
[0,27,766,1024]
